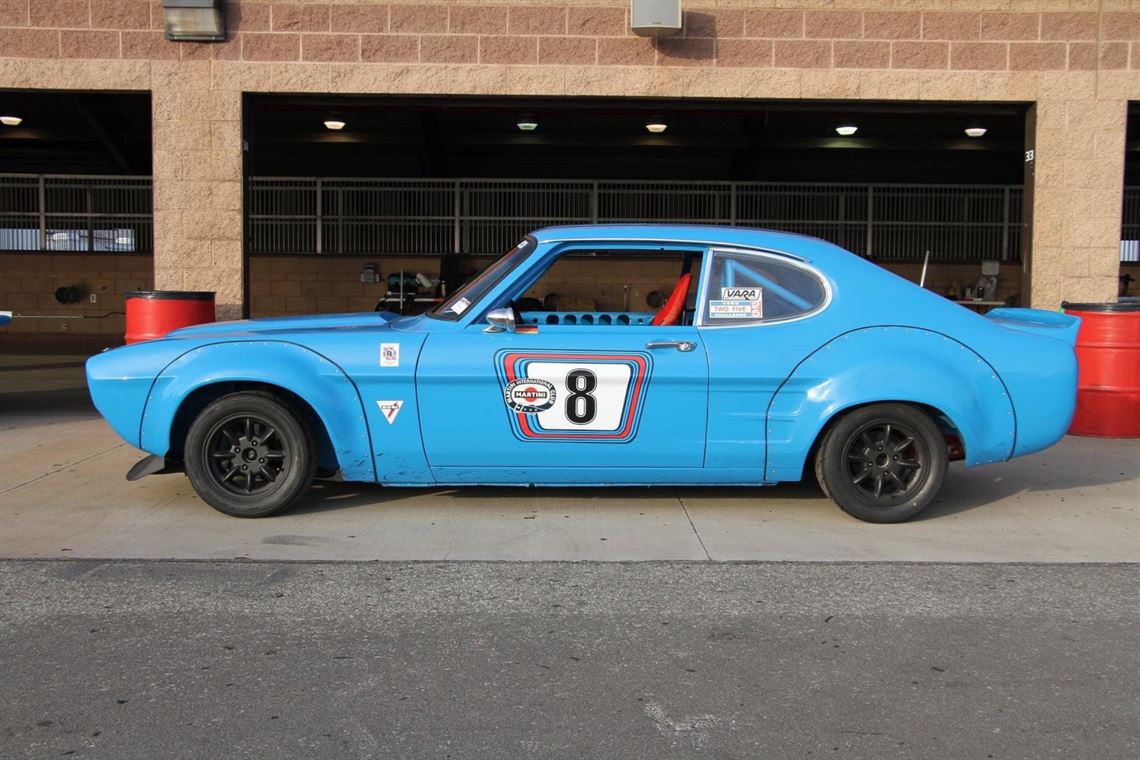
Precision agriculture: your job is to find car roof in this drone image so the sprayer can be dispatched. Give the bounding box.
[529,224,846,261]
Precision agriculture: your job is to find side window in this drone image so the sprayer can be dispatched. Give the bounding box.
[513,248,703,326]
[702,251,827,325]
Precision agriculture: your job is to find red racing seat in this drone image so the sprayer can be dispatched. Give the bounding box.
[651,272,692,326]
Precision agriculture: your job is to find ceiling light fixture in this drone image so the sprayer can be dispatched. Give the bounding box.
[964,121,987,138]
[323,119,346,131]
[516,114,538,131]
[0,116,22,126]
[645,118,667,134]
[835,123,858,136]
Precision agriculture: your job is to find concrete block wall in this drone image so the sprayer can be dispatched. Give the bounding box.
[1,0,1137,333]
[0,253,152,349]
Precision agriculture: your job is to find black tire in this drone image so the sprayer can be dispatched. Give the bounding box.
[184,391,316,517]
[814,403,948,523]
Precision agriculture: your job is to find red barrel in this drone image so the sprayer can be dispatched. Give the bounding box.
[125,290,215,344]
[1063,302,1140,438]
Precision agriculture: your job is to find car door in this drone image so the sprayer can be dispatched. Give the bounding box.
[416,249,710,481]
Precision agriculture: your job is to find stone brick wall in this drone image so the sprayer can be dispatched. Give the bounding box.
[1,0,1138,317]
[0,253,151,349]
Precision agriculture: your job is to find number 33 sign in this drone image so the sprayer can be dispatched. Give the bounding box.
[497,351,651,443]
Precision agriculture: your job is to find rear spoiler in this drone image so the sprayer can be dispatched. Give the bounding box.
[985,307,1081,348]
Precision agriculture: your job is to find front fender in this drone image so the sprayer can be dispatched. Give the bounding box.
[139,341,376,482]
[765,327,1015,482]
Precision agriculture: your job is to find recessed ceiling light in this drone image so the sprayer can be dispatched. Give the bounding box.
[0,116,22,126]
[835,123,858,136]
[645,119,667,134]
[964,122,987,138]
[323,119,346,131]
[517,114,538,131]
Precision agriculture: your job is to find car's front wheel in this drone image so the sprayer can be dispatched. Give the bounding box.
[184,391,316,517]
[815,403,948,523]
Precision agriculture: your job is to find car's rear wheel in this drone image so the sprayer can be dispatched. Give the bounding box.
[814,403,947,523]
[184,391,316,517]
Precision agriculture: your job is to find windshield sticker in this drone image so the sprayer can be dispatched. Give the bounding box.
[451,297,470,315]
[504,378,557,414]
[380,343,399,367]
[376,400,404,424]
[708,293,763,319]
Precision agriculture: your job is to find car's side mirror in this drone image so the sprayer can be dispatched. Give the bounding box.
[484,307,516,334]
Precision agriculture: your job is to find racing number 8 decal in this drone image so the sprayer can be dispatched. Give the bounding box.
[565,369,597,425]
[498,351,651,442]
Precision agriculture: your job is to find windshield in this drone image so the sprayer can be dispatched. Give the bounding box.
[429,237,536,320]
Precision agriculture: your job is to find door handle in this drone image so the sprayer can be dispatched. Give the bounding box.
[645,340,697,352]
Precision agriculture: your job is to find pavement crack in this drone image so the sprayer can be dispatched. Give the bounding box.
[675,489,711,561]
[0,444,125,497]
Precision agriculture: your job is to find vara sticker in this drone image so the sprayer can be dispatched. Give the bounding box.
[721,287,761,301]
[376,399,404,424]
[708,297,763,319]
[503,378,557,414]
[451,297,471,315]
[380,342,399,367]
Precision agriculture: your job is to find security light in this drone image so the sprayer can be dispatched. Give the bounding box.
[161,0,226,43]
[645,119,668,134]
[835,123,858,136]
[323,119,346,131]
[0,116,22,126]
[964,122,987,138]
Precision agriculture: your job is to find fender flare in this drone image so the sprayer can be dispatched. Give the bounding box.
[765,326,1015,482]
[138,340,376,482]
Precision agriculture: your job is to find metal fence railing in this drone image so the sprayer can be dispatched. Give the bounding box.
[248,177,1026,262]
[0,174,153,253]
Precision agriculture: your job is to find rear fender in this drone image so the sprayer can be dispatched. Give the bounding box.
[765,327,1015,482]
[139,341,376,482]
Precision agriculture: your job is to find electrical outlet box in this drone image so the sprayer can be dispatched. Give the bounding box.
[89,293,97,303]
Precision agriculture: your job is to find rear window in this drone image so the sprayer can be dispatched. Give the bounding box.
[701,251,827,325]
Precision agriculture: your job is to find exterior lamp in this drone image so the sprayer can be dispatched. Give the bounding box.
[516,115,538,131]
[835,123,858,136]
[323,119,346,130]
[161,0,226,43]
[0,116,22,126]
[964,122,987,138]
[645,119,667,134]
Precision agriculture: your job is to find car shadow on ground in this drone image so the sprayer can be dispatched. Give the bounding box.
[288,453,1136,523]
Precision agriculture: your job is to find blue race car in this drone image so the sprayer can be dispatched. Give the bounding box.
[87,226,1080,523]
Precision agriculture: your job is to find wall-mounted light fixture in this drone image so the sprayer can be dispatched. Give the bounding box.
[835,123,858,136]
[161,0,226,43]
[0,116,22,126]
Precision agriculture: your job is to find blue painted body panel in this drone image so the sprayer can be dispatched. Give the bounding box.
[85,224,1080,490]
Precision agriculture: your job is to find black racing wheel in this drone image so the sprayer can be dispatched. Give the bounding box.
[184,391,316,517]
[815,403,948,523]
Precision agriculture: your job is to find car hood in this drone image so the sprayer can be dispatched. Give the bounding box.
[164,311,403,340]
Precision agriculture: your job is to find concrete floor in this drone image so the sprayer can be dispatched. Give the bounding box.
[1,355,1137,563]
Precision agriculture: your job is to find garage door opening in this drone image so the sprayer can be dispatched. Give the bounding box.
[1121,102,1139,301]
[243,95,1028,318]
[0,90,153,352]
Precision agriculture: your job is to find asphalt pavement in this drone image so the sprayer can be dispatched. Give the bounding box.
[1,560,1136,760]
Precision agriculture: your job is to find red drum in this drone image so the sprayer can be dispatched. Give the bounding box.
[125,290,215,344]
[1063,302,1140,438]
